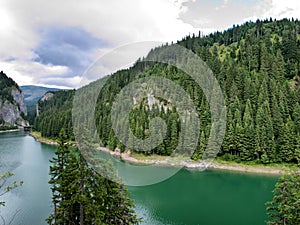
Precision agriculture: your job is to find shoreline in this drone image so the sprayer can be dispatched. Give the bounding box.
[30,131,293,175]
[97,147,289,175]
[30,131,59,145]
[0,128,21,133]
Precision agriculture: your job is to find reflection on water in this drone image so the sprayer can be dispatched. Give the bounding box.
[0,131,54,225]
[0,132,278,225]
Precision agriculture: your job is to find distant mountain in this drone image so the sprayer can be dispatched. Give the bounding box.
[21,85,60,103]
[21,85,61,125]
[0,71,28,127]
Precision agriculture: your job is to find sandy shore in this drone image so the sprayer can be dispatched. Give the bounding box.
[30,131,292,175]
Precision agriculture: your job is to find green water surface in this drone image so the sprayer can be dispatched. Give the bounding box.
[0,132,278,225]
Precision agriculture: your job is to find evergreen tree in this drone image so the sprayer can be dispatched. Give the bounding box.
[47,129,139,224]
[47,128,70,224]
[267,171,300,225]
[255,101,275,163]
[276,117,297,163]
[240,99,256,161]
[293,102,300,135]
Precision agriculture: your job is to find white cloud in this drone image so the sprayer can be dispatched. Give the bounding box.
[1,0,300,88]
[0,0,197,87]
[0,60,69,86]
[3,0,195,47]
[179,0,273,31]
[35,76,82,89]
[0,3,38,61]
[262,0,300,19]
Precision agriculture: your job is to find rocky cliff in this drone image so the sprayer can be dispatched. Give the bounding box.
[0,71,29,127]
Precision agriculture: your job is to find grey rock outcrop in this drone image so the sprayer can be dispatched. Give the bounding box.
[11,88,27,116]
[0,87,29,127]
[40,92,54,102]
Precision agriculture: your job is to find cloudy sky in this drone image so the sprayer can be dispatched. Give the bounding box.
[0,0,300,89]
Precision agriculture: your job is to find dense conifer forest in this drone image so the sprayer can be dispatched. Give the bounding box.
[34,90,75,139]
[34,18,300,165]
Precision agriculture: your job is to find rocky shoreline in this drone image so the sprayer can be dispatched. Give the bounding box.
[30,131,290,175]
[97,147,287,175]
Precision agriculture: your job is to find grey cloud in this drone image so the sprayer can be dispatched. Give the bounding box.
[5,57,17,62]
[33,26,108,76]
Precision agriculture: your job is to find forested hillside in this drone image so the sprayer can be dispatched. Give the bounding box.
[34,18,300,164]
[34,90,75,139]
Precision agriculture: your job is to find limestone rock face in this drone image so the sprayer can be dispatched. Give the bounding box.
[40,92,54,102]
[0,87,29,127]
[11,88,27,116]
[1,100,21,125]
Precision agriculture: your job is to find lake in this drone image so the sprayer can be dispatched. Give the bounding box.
[0,131,278,225]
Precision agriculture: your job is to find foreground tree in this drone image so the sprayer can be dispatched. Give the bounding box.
[266,171,300,225]
[47,129,139,224]
[47,129,70,224]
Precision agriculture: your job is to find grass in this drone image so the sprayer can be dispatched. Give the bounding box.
[30,131,59,145]
[214,157,299,173]
[30,131,79,147]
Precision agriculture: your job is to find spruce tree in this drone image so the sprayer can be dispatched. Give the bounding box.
[277,117,297,163]
[267,171,300,225]
[47,129,140,224]
[47,128,70,224]
[240,99,256,161]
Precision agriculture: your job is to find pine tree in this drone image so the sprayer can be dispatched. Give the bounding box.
[260,43,271,75]
[240,99,256,161]
[271,94,283,140]
[277,117,297,163]
[47,129,140,224]
[255,101,275,163]
[293,103,300,135]
[47,128,70,224]
[266,171,300,225]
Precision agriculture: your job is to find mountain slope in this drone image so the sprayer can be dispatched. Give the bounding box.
[34,90,75,138]
[34,18,300,164]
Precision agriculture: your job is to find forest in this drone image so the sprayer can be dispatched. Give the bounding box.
[34,18,300,165]
[34,90,75,139]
